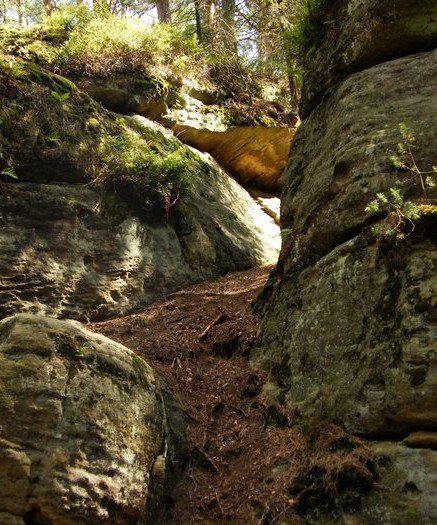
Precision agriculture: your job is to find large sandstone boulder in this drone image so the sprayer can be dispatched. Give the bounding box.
[77,77,174,120]
[0,314,183,524]
[300,0,437,117]
[166,124,293,195]
[253,3,437,439]
[252,1,437,515]
[0,59,279,321]
[0,142,279,321]
[280,49,437,274]
[253,232,437,436]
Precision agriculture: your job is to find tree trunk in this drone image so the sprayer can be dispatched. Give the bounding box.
[1,0,7,23]
[43,0,56,16]
[16,0,23,23]
[156,0,171,23]
[221,0,237,54]
[194,0,202,42]
[205,0,218,47]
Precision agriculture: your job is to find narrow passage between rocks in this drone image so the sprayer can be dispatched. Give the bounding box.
[91,266,372,525]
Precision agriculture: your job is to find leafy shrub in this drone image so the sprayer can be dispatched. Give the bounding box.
[43,4,92,33]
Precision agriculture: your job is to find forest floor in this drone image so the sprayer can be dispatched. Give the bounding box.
[91,266,373,525]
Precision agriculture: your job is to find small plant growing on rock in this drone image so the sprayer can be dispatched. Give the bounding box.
[100,127,194,220]
[1,165,18,181]
[365,123,436,239]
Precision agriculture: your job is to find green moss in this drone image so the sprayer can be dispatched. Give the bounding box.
[0,55,196,219]
[131,76,170,97]
[132,354,152,389]
[26,62,76,94]
[99,125,195,219]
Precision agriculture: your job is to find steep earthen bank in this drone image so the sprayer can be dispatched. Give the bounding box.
[252,0,437,522]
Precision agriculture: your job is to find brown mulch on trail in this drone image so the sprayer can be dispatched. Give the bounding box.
[91,266,374,525]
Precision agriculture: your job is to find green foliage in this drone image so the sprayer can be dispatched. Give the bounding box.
[100,127,195,219]
[42,4,92,33]
[285,0,331,65]
[365,124,436,239]
[280,227,293,239]
[208,49,256,98]
[50,90,70,102]
[1,165,18,180]
[55,14,202,79]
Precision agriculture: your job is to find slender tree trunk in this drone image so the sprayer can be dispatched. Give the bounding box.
[275,0,300,107]
[194,0,203,42]
[43,0,56,16]
[205,0,218,47]
[221,0,237,54]
[156,0,171,23]
[1,0,7,23]
[17,0,23,24]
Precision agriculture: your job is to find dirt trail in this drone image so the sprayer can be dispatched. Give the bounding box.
[91,266,373,525]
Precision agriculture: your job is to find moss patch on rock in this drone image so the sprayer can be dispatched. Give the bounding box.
[0,56,199,220]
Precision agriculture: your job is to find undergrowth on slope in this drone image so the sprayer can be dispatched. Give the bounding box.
[0,9,292,119]
[55,14,203,80]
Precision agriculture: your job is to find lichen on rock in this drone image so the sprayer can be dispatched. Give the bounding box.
[0,313,182,524]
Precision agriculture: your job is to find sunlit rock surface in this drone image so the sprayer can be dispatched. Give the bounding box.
[168,123,293,195]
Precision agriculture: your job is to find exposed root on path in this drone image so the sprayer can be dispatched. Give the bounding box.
[91,267,374,524]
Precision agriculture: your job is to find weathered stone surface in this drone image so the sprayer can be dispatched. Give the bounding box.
[168,123,294,194]
[0,314,177,524]
[404,432,437,450]
[0,142,279,321]
[78,77,172,120]
[300,0,437,117]
[253,50,437,437]
[357,442,437,524]
[281,49,437,273]
[252,232,437,435]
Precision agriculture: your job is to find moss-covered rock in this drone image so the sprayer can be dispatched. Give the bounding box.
[0,56,115,184]
[0,313,183,524]
[0,121,279,322]
[253,4,437,441]
[299,0,437,117]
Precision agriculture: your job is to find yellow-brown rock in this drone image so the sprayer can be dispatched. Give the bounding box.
[168,123,294,195]
[404,432,437,450]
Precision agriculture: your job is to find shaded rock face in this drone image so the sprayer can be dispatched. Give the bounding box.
[357,442,437,524]
[300,0,437,117]
[253,234,437,436]
[77,77,174,120]
[0,143,279,321]
[252,1,437,436]
[0,314,180,524]
[280,49,437,275]
[167,123,294,195]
